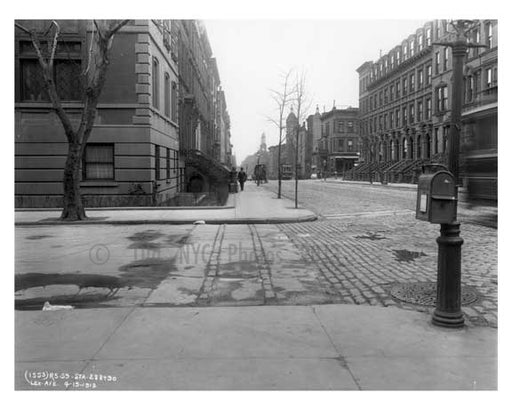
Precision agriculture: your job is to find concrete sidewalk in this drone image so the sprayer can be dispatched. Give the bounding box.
[14,184,317,226]
[15,303,497,390]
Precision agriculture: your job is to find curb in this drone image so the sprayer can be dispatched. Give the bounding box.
[322,179,418,191]
[15,214,318,226]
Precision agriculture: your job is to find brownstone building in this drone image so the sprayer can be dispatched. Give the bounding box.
[354,19,497,187]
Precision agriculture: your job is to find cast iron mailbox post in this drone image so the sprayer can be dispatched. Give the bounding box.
[416,165,464,328]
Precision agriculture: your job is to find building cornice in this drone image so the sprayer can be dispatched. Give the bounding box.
[367,46,433,91]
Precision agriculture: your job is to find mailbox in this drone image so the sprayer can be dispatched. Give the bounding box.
[416,170,457,223]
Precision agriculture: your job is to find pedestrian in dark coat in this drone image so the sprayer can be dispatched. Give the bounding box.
[238,167,247,191]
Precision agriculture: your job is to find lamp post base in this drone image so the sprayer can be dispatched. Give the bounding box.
[432,222,465,329]
[432,309,465,328]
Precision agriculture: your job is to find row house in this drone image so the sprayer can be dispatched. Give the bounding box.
[320,107,360,175]
[176,20,232,201]
[15,19,233,207]
[354,19,497,184]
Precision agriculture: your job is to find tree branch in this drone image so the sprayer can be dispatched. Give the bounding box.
[49,20,60,70]
[106,19,130,37]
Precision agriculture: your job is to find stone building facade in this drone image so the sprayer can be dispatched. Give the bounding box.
[15,19,232,207]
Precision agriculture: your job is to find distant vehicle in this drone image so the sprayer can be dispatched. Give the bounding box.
[460,122,497,205]
[463,149,497,204]
[281,164,293,180]
[310,173,318,179]
[254,164,267,185]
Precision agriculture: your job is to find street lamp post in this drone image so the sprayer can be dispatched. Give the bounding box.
[430,20,487,328]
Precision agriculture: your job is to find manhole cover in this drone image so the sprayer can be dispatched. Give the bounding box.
[390,282,478,306]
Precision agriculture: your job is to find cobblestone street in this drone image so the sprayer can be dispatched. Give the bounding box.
[15,180,498,328]
[264,180,498,327]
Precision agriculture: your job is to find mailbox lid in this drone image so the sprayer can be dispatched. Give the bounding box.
[431,171,456,199]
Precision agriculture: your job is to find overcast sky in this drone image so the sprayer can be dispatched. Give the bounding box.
[204,20,428,164]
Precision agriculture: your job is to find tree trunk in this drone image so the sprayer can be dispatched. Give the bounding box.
[61,141,86,220]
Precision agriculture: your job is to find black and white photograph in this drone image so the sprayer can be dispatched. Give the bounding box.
[8,0,507,405]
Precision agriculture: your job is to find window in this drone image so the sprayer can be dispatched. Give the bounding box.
[417,100,423,122]
[426,65,432,85]
[437,85,448,112]
[410,73,415,92]
[471,28,481,58]
[396,49,400,64]
[410,39,415,56]
[396,80,400,98]
[426,98,432,119]
[347,140,353,151]
[389,112,394,128]
[337,121,344,133]
[166,148,171,179]
[19,41,83,102]
[384,114,387,130]
[379,116,382,131]
[173,149,178,171]
[391,54,394,68]
[396,109,400,127]
[390,85,394,101]
[155,145,161,180]
[436,23,441,40]
[403,107,407,126]
[434,128,439,154]
[486,68,494,88]
[486,22,493,48]
[164,73,170,117]
[403,77,408,95]
[384,88,388,104]
[409,104,415,123]
[325,122,330,136]
[379,91,383,106]
[443,47,449,71]
[466,76,474,101]
[403,44,408,59]
[83,144,114,180]
[338,139,344,151]
[152,58,160,109]
[347,121,354,132]
[426,27,432,46]
[20,59,48,101]
[418,69,424,88]
[435,52,440,75]
[418,34,423,51]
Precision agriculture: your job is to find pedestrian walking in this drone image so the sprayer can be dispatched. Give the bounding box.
[238,167,247,191]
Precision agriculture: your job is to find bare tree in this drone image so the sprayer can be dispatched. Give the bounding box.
[267,69,293,199]
[290,69,312,208]
[15,19,129,220]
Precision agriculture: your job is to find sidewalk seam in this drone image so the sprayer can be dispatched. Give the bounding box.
[74,305,138,389]
[311,306,363,390]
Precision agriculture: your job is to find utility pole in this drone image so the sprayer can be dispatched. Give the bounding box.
[430,20,487,328]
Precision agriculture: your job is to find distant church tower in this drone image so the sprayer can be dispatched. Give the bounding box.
[259,132,267,152]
